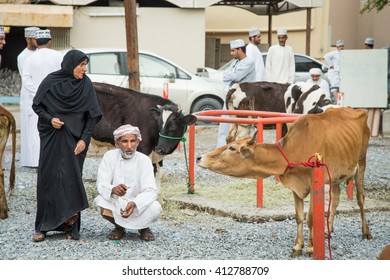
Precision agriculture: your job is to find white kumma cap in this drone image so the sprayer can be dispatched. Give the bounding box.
[230,39,245,49]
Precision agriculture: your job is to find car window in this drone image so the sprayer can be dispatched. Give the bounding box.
[88,53,122,75]
[295,55,321,72]
[139,54,190,80]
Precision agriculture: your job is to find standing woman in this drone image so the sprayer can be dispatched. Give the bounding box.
[32,50,102,242]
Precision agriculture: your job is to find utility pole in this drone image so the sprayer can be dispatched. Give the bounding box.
[124,0,140,91]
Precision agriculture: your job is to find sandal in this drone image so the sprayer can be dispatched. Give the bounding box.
[139,228,155,241]
[32,232,46,242]
[108,227,125,240]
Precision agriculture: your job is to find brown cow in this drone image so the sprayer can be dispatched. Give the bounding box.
[225,82,289,143]
[197,107,372,257]
[0,105,16,219]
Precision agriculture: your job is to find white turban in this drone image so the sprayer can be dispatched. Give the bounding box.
[113,124,142,141]
[309,68,322,76]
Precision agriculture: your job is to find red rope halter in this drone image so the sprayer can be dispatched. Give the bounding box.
[275,142,333,260]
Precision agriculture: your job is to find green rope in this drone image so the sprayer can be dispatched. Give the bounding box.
[158,125,194,194]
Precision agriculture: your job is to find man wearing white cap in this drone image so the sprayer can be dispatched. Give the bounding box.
[94,124,161,241]
[21,29,63,167]
[217,39,256,147]
[18,27,40,168]
[265,29,295,84]
[305,68,330,98]
[247,26,265,81]
[364,37,374,49]
[0,26,6,68]
[324,39,344,101]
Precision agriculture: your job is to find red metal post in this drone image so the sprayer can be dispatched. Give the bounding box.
[347,180,354,200]
[256,123,264,208]
[312,166,325,260]
[188,124,195,193]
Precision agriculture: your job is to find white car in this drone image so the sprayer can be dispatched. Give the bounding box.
[198,53,330,83]
[66,48,226,114]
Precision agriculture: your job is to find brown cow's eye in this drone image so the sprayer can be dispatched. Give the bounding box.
[228,146,236,151]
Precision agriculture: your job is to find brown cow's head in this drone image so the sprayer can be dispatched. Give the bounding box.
[197,134,268,179]
[150,104,197,155]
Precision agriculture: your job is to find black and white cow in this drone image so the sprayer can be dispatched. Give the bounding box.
[284,82,333,115]
[283,82,336,135]
[92,82,197,188]
[225,82,290,143]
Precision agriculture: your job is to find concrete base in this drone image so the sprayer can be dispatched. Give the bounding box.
[383,110,390,138]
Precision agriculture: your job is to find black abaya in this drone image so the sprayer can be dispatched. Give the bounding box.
[32,50,102,238]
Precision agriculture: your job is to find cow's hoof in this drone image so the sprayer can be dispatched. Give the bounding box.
[290,249,302,258]
[362,232,373,240]
[305,251,313,258]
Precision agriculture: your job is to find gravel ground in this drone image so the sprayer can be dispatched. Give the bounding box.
[0,127,389,260]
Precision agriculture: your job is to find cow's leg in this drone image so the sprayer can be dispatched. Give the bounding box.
[0,168,8,219]
[355,163,372,240]
[305,202,314,257]
[328,181,341,234]
[291,191,305,257]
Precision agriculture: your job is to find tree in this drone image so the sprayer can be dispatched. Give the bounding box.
[360,0,390,13]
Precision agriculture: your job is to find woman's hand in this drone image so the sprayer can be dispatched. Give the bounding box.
[74,140,86,155]
[51,118,64,129]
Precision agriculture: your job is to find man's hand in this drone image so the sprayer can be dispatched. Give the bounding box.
[120,201,136,218]
[111,184,128,197]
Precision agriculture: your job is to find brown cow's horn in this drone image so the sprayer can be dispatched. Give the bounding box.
[247,131,257,145]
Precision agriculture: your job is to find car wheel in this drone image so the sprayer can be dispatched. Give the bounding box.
[192,98,222,125]
[192,97,222,113]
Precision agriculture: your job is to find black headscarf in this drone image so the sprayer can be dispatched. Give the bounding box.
[33,49,101,119]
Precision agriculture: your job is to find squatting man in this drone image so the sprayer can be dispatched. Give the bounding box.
[93,124,162,241]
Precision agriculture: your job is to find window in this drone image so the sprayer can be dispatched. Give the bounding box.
[295,55,321,72]
[88,53,121,75]
[139,54,190,79]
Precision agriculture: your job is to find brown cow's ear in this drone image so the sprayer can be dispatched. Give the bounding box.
[240,146,253,158]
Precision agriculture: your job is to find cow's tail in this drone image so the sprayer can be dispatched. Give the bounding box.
[5,110,16,196]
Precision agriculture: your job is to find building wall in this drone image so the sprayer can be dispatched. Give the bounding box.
[71,7,205,73]
[205,0,390,65]
[205,5,329,62]
[329,0,390,49]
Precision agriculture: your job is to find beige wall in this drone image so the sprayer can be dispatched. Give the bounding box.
[205,5,329,61]
[205,0,390,63]
[71,7,205,73]
[328,0,390,49]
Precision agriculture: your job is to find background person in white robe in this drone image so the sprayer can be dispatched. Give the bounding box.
[94,124,161,241]
[0,26,6,68]
[18,27,39,168]
[217,39,256,147]
[21,29,62,167]
[246,26,265,81]
[364,37,374,49]
[324,39,344,101]
[305,68,331,99]
[265,29,295,84]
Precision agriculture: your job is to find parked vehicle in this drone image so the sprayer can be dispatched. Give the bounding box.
[64,48,226,114]
[197,53,329,83]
